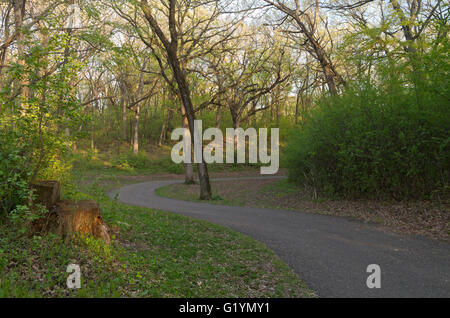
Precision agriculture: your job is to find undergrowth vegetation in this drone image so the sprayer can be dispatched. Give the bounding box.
[0,169,314,298]
[286,47,450,200]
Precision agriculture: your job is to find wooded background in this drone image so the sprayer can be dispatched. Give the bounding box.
[0,0,448,208]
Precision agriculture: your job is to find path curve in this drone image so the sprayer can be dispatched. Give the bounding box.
[113,177,450,298]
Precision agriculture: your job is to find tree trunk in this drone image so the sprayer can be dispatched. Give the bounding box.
[91,120,95,151]
[230,107,239,151]
[275,90,280,127]
[120,83,127,141]
[140,0,211,198]
[160,107,173,146]
[173,68,210,198]
[0,4,11,84]
[30,181,61,211]
[180,101,195,184]
[13,0,29,111]
[159,109,167,147]
[132,59,146,154]
[184,162,194,184]
[165,108,173,138]
[55,200,110,244]
[29,182,110,244]
[215,107,222,128]
[389,0,423,105]
[268,2,343,96]
[309,35,339,95]
[133,105,140,155]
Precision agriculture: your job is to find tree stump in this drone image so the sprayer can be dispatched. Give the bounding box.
[29,181,111,244]
[30,181,61,211]
[55,200,110,244]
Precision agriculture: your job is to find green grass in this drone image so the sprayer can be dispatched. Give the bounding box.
[156,184,245,207]
[0,156,315,298]
[70,148,262,179]
[155,179,301,208]
[70,151,184,177]
[156,178,328,210]
[267,179,301,194]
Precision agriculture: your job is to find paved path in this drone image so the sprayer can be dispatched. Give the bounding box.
[113,177,450,298]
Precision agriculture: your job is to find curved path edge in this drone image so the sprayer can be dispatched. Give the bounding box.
[112,177,450,298]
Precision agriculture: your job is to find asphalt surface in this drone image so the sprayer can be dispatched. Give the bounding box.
[113,177,450,298]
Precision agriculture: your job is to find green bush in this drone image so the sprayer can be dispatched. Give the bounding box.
[286,57,449,199]
[110,151,183,174]
[125,152,152,170]
[112,152,151,170]
[0,33,84,219]
[0,130,33,215]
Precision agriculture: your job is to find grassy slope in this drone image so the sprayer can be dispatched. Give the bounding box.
[0,152,315,297]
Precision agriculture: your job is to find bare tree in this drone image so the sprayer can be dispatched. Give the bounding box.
[138,0,218,199]
[263,0,345,95]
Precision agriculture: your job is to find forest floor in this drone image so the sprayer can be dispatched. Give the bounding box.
[157,177,450,242]
[73,147,449,241]
[2,145,446,297]
[0,150,314,297]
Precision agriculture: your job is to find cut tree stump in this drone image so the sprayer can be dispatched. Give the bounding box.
[29,181,111,244]
[55,200,111,244]
[30,181,61,211]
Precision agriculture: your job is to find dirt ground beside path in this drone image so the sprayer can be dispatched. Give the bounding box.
[159,178,450,242]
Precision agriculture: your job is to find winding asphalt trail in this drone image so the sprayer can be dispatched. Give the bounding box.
[113,177,450,298]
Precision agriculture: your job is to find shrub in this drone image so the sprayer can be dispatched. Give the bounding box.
[0,34,84,219]
[112,152,152,170]
[0,130,33,216]
[286,60,449,199]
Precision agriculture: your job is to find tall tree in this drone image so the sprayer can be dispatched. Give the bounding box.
[263,0,345,95]
[138,0,215,199]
